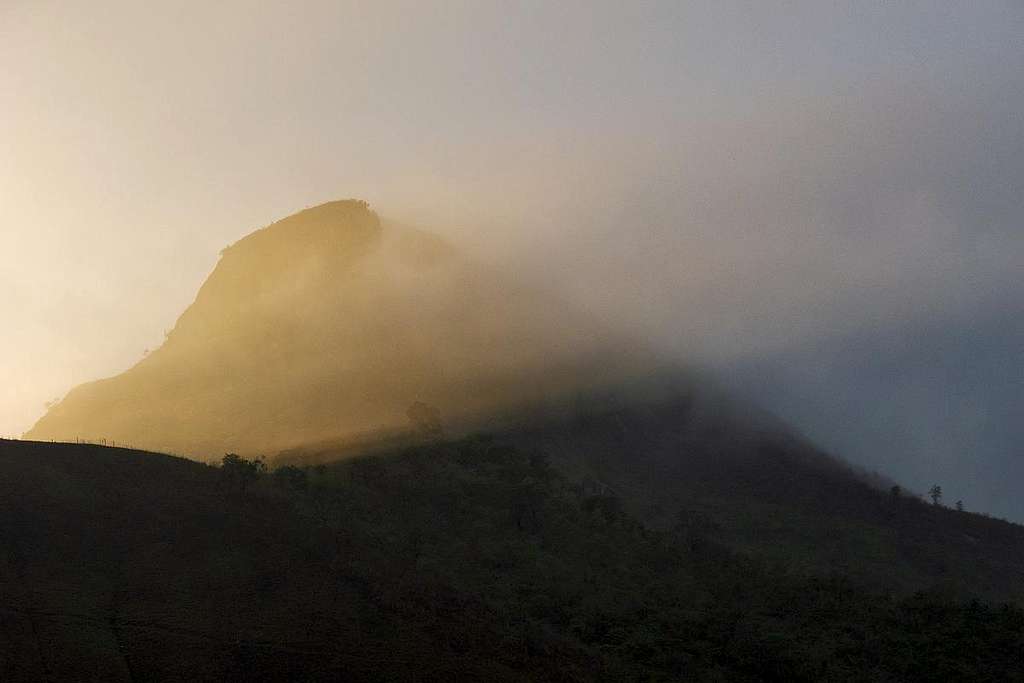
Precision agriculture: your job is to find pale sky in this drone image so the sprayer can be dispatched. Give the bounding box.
[2,2,1022,516]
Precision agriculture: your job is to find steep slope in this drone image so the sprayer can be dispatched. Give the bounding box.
[2,438,1023,682]
[27,201,646,458]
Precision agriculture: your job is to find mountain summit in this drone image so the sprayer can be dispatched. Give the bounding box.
[27,201,645,458]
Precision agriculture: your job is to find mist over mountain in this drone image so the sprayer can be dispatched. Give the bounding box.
[6,4,1024,679]
[15,198,1024,681]
[26,201,655,458]
[5,3,1022,522]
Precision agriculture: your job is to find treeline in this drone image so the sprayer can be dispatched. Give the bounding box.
[216,438,1024,681]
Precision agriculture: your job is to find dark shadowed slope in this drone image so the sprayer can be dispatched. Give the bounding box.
[511,396,1024,600]
[26,201,647,459]
[0,439,475,682]
[2,437,1023,682]
[279,389,1024,604]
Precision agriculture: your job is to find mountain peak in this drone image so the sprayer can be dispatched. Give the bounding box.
[27,202,641,458]
[221,199,380,257]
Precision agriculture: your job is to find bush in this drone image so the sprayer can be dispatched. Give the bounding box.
[220,453,266,492]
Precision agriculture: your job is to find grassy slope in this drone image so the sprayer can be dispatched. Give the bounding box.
[0,440,464,682]
[2,437,1024,681]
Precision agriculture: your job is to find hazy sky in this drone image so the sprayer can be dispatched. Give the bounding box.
[3,2,1022,516]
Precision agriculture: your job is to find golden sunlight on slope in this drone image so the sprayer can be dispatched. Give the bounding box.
[27,201,653,459]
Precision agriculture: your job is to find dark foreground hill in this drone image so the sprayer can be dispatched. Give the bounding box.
[2,437,1023,682]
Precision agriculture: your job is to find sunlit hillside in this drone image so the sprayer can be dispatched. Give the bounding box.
[27,201,651,458]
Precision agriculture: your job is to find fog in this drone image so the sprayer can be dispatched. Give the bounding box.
[2,2,1022,517]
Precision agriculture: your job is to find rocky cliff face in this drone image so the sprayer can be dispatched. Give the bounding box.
[27,201,648,458]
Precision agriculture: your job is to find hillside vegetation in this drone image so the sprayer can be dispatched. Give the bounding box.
[281,394,1024,605]
[2,438,1023,681]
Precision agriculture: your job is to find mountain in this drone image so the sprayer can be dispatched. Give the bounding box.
[10,201,1024,678]
[2,437,1023,682]
[26,201,648,458]
[24,199,1024,603]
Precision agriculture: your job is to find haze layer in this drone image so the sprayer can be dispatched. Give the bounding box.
[26,201,646,458]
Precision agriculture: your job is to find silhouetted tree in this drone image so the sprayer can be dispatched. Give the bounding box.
[220,453,266,492]
[890,485,901,500]
[928,485,943,506]
[956,500,964,512]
